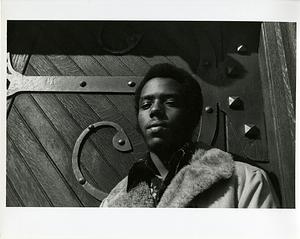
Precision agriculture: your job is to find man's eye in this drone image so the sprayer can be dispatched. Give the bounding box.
[165,99,178,107]
[140,101,152,110]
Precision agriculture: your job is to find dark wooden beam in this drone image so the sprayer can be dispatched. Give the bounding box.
[258,22,296,207]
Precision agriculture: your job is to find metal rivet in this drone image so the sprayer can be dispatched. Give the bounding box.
[118,139,125,145]
[80,81,87,87]
[205,106,213,113]
[78,178,86,185]
[236,44,248,54]
[128,81,136,87]
[88,124,94,130]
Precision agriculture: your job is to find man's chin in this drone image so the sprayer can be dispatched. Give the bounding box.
[147,138,168,151]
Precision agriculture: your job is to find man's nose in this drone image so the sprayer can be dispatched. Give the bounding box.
[149,101,164,118]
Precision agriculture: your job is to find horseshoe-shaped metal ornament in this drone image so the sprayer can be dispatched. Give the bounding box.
[72,121,132,201]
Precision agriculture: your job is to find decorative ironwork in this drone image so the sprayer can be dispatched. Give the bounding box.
[244,124,259,139]
[7,53,142,98]
[228,96,243,109]
[72,121,132,200]
[236,44,248,55]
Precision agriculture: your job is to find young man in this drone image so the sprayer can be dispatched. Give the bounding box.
[100,63,278,208]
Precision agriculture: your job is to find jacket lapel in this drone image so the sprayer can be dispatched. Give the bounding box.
[105,147,234,207]
[157,148,235,207]
[105,180,155,207]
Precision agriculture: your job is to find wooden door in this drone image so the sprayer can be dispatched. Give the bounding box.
[6,21,294,207]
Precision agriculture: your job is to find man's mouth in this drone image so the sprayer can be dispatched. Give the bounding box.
[146,121,168,134]
[148,126,165,133]
[146,121,167,129]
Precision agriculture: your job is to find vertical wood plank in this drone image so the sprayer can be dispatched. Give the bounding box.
[258,22,295,207]
[279,22,296,108]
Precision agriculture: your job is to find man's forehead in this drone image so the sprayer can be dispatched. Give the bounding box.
[140,77,182,97]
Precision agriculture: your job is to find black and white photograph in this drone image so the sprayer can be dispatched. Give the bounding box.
[1,1,299,239]
[6,20,295,208]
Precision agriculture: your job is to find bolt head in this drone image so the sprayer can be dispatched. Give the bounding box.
[88,124,94,130]
[205,106,213,113]
[127,81,136,87]
[118,139,125,145]
[78,178,86,185]
[80,81,87,87]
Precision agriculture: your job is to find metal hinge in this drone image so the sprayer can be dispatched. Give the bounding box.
[7,53,142,98]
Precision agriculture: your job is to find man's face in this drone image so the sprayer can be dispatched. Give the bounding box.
[138,77,189,153]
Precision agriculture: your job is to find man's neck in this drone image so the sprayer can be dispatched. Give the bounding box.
[149,152,169,180]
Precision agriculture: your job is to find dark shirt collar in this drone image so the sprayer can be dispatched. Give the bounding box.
[127,142,195,192]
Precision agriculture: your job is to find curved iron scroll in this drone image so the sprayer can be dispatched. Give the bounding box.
[72,121,132,201]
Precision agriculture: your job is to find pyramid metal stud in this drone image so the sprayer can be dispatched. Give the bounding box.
[236,44,248,54]
[228,96,242,109]
[244,124,258,138]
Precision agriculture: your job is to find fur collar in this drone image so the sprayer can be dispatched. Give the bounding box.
[105,147,234,207]
[157,148,234,207]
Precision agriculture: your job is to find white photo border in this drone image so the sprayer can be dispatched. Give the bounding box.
[1,1,299,239]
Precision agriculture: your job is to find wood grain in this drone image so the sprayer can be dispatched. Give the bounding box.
[8,106,81,206]
[26,62,121,192]
[258,22,295,207]
[13,93,101,206]
[7,136,52,206]
[116,55,149,76]
[6,176,24,207]
[41,56,136,174]
[39,32,143,167]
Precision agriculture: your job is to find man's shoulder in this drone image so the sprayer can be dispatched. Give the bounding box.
[234,160,265,173]
[194,142,267,171]
[193,143,270,182]
[233,160,270,183]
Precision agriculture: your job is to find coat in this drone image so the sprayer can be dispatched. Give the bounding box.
[100,147,279,208]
